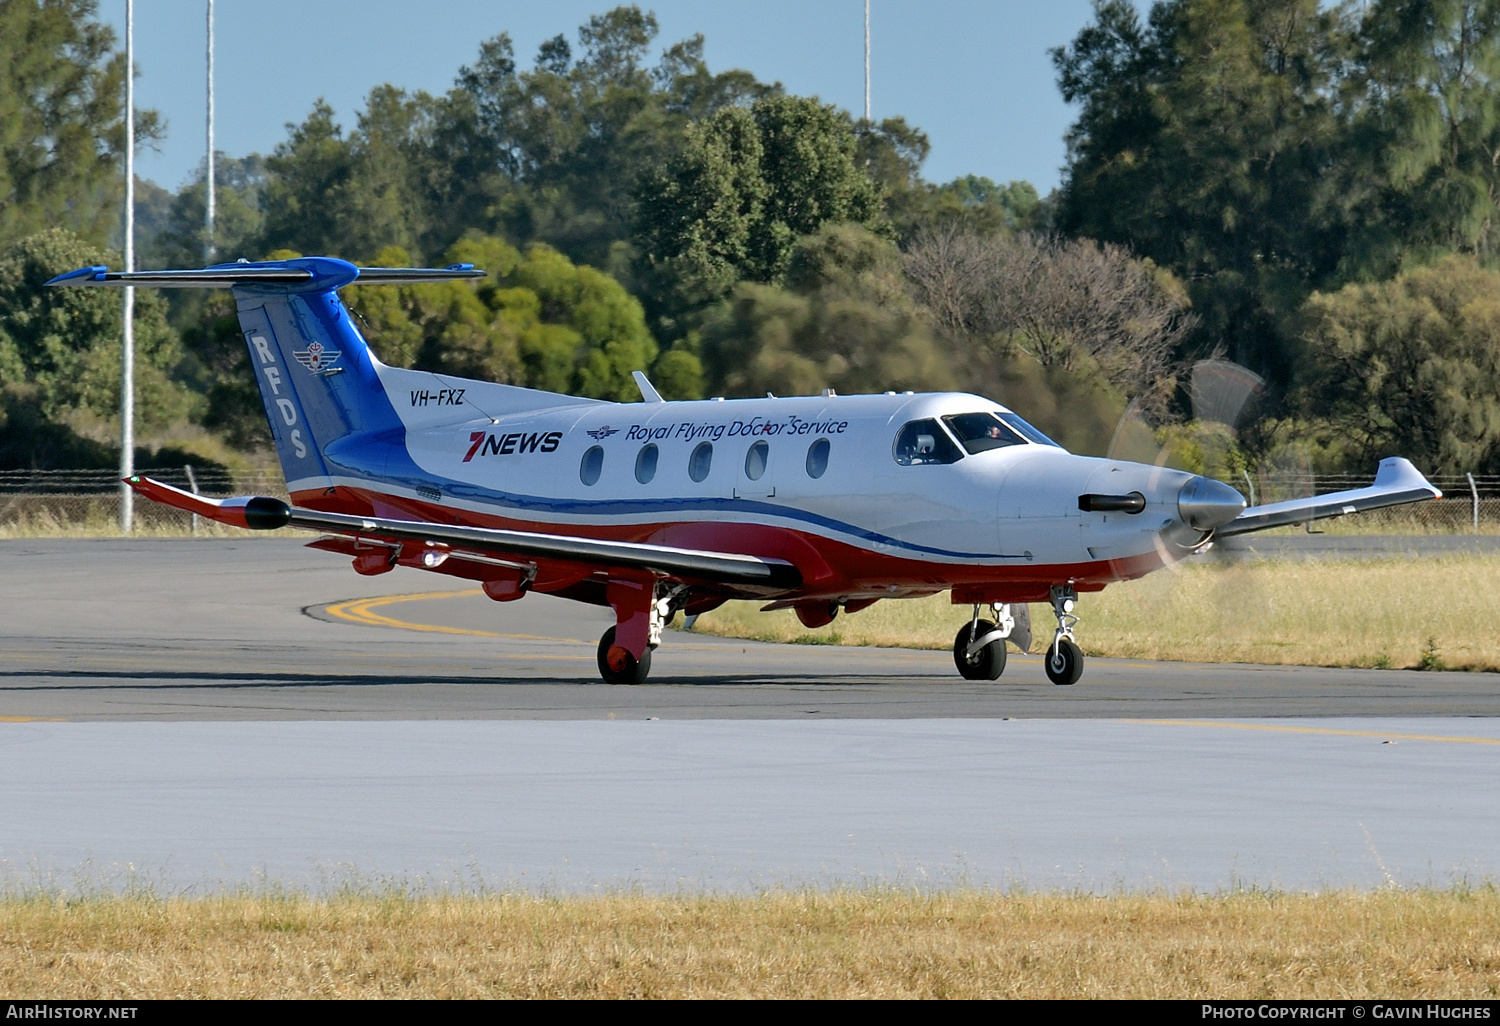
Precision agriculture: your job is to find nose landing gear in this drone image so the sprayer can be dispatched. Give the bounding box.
[1045,584,1084,686]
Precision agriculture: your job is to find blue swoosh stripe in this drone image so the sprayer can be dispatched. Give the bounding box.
[317,452,1025,563]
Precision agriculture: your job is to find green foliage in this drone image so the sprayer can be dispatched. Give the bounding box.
[0,0,161,248]
[1154,420,1251,480]
[1297,254,1500,475]
[175,291,269,451]
[698,225,951,398]
[147,155,267,269]
[1053,0,1500,431]
[252,7,779,273]
[450,7,775,271]
[0,229,201,469]
[1053,0,1348,382]
[0,229,188,428]
[343,236,665,402]
[635,95,886,333]
[1350,0,1500,271]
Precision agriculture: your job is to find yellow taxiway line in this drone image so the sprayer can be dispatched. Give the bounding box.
[1135,719,1500,746]
[323,591,587,643]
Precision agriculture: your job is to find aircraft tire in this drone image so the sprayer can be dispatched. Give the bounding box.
[597,626,652,685]
[1045,637,1083,686]
[953,621,1006,681]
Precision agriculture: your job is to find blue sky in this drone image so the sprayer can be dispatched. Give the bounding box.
[102,1,1097,195]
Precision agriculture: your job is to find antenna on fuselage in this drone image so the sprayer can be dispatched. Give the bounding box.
[632,370,665,403]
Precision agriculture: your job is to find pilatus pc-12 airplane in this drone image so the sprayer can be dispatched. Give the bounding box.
[51,257,1441,686]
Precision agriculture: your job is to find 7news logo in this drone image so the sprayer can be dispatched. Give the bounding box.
[463,430,563,462]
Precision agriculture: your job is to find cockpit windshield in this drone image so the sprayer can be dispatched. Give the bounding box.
[942,413,1026,454]
[996,411,1065,449]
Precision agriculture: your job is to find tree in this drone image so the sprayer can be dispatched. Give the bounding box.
[257,101,356,258]
[903,227,1193,416]
[698,224,952,398]
[1297,254,1500,474]
[635,95,886,334]
[0,228,196,467]
[452,8,776,273]
[342,235,668,402]
[1052,0,1350,383]
[147,154,266,268]
[0,0,160,248]
[1346,0,1500,271]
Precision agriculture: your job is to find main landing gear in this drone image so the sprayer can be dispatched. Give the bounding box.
[597,580,684,685]
[951,586,1086,685]
[953,602,1029,680]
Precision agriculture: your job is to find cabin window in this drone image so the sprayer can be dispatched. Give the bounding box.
[892,419,963,466]
[580,445,604,486]
[744,440,769,481]
[689,441,714,482]
[943,412,1026,454]
[806,437,830,479]
[635,444,659,484]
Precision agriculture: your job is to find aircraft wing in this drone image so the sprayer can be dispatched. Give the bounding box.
[126,475,800,591]
[1215,457,1441,538]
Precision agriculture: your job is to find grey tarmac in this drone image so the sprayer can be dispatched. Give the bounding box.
[0,538,1496,721]
[2,539,1496,894]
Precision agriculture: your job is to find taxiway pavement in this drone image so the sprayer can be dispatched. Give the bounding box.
[1,539,1497,721]
[2,539,1495,894]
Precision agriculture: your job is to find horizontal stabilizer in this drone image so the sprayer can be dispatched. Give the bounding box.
[1216,457,1441,537]
[127,476,801,592]
[47,259,486,290]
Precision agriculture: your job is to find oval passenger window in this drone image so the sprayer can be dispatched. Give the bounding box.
[744,440,769,481]
[635,443,658,484]
[806,437,830,478]
[580,445,604,486]
[688,441,714,483]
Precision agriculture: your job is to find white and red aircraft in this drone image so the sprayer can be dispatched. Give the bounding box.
[51,257,1441,685]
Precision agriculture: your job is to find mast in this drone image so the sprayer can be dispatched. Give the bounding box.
[120,0,135,533]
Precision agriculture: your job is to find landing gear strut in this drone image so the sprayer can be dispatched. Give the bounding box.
[1045,585,1084,686]
[597,580,683,685]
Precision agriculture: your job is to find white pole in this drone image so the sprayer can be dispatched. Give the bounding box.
[205,0,214,262]
[864,0,871,122]
[1468,472,1479,531]
[120,0,135,534]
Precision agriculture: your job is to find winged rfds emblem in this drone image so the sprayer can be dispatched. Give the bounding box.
[293,341,342,373]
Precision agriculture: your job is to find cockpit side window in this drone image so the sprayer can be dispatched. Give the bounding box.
[893,418,963,466]
[996,411,1065,449]
[942,412,1025,454]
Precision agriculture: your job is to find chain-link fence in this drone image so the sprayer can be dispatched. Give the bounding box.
[1229,473,1500,532]
[0,467,287,532]
[2,468,1497,533]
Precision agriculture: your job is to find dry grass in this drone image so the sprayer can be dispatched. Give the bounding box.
[689,554,1500,672]
[0,508,248,539]
[1,889,1497,999]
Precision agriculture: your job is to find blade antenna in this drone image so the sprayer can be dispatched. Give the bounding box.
[633,370,665,403]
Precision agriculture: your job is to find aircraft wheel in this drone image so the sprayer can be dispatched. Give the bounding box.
[1045,637,1083,686]
[597,626,652,685]
[953,620,1006,681]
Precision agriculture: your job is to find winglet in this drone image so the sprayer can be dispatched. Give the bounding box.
[633,370,665,403]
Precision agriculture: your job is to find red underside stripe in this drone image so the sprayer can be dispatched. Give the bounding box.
[292,485,1168,602]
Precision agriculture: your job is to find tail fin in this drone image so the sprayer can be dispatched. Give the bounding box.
[49,258,485,493]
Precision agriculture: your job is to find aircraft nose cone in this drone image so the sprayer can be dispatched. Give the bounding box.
[1177,476,1247,531]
